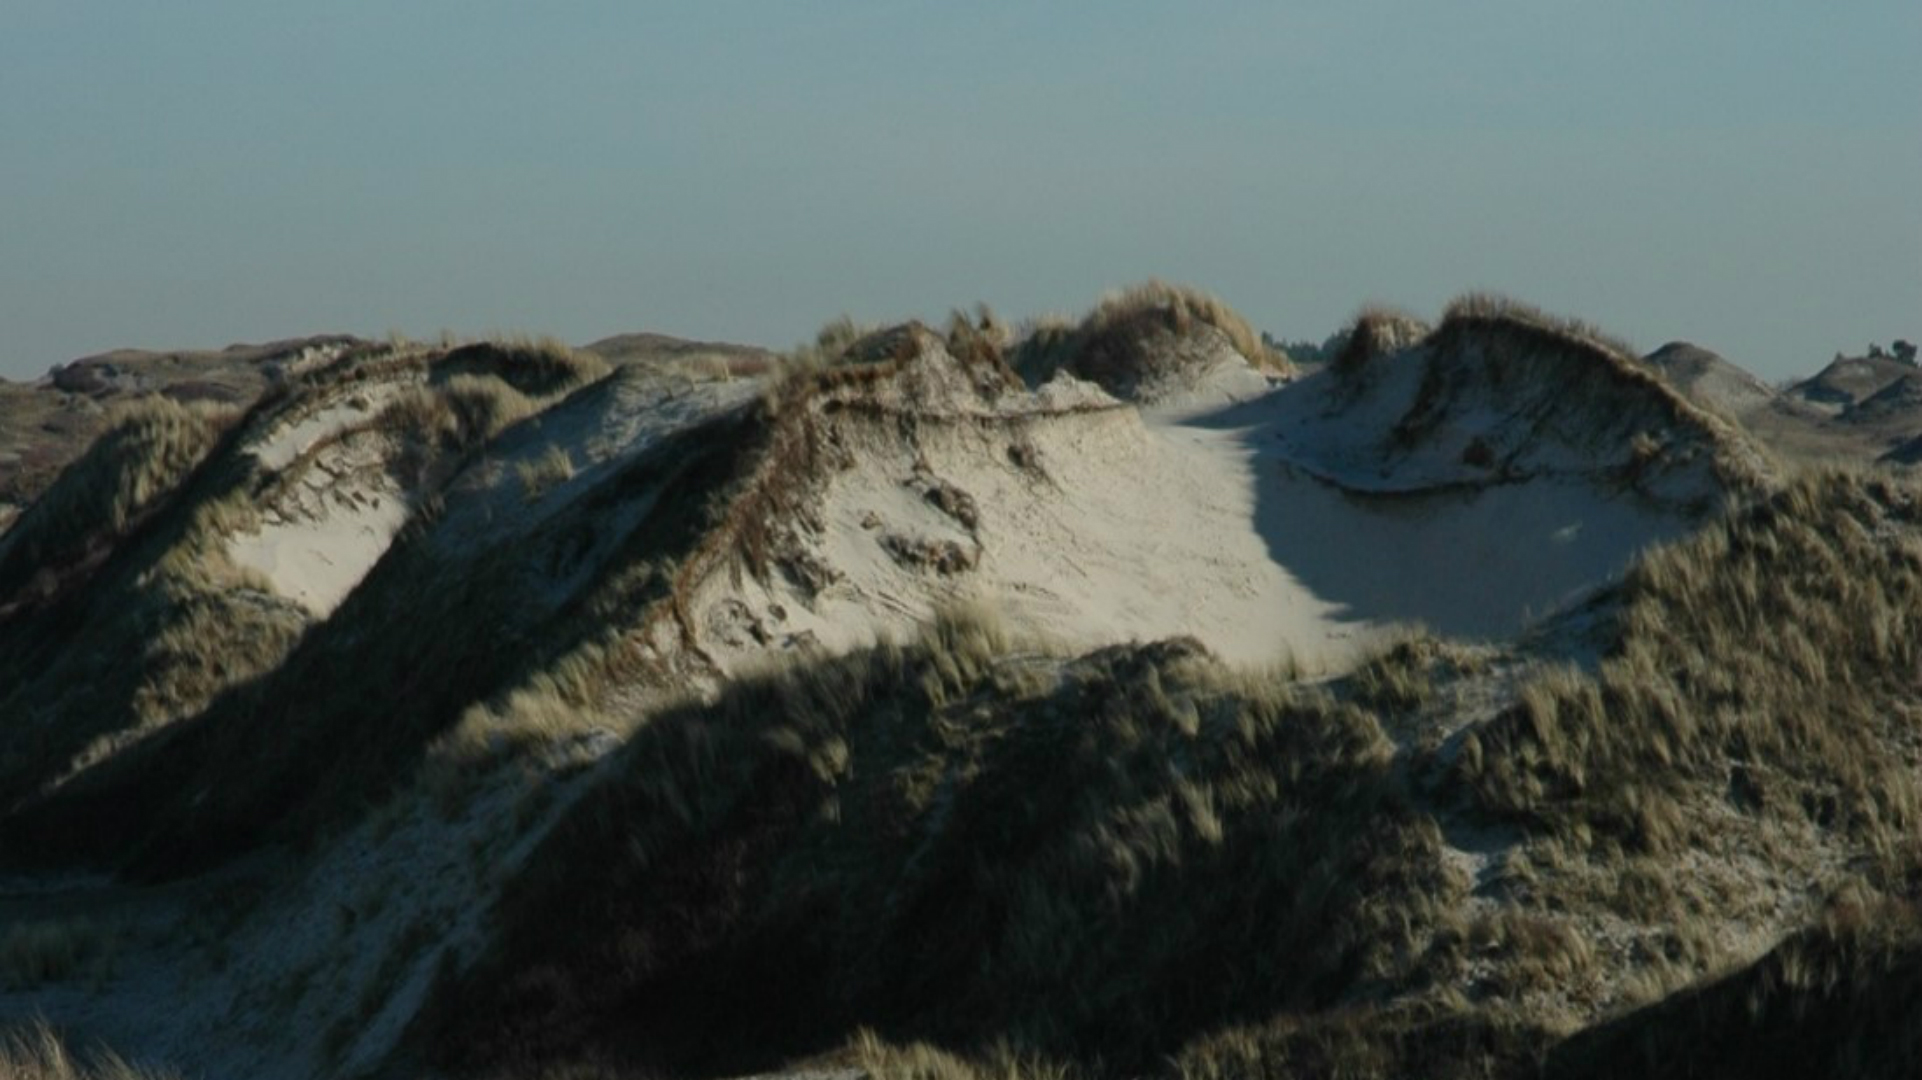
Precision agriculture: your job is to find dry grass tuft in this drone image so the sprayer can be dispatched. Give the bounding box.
[516,445,576,503]
[1349,629,1449,713]
[1012,281,1291,394]
[1332,305,1431,376]
[786,314,884,370]
[849,1029,1080,1080]
[1172,1005,1550,1080]
[0,1023,178,1080]
[1458,470,1922,863]
[1440,293,1639,364]
[1084,281,1282,371]
[0,396,232,604]
[435,337,610,398]
[378,376,535,456]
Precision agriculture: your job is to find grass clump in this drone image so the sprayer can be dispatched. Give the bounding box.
[1012,281,1291,396]
[0,1024,179,1080]
[0,396,230,604]
[379,375,535,457]
[1348,630,1451,714]
[848,1029,1080,1080]
[1458,471,1922,861]
[786,314,886,370]
[422,618,1459,1077]
[433,337,611,398]
[1173,1005,1550,1080]
[1082,281,1283,372]
[1439,293,1640,365]
[516,445,576,502]
[1331,305,1430,377]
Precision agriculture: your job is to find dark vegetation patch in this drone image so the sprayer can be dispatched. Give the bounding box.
[429,339,611,398]
[420,620,1457,1078]
[1544,898,1922,1080]
[0,396,305,812]
[1332,306,1430,378]
[1170,1004,1553,1080]
[581,331,778,374]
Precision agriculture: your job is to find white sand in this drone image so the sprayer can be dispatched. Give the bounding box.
[431,368,764,556]
[249,385,401,471]
[720,399,1357,670]
[695,345,1713,676]
[229,399,417,618]
[227,483,411,617]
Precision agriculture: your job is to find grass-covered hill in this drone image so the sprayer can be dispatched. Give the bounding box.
[0,288,1917,1079]
[0,336,360,534]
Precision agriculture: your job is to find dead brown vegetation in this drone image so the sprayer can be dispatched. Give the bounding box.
[1439,293,1641,364]
[1012,281,1291,396]
[1332,305,1431,376]
[431,337,611,398]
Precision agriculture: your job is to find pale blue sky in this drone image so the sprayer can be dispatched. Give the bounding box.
[2,2,1915,380]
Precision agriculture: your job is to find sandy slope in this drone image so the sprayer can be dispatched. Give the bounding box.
[1643,342,1779,421]
[706,388,1358,670]
[227,441,412,618]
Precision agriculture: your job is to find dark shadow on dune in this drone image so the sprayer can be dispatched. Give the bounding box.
[416,634,1453,1078]
[1178,388,1694,641]
[1544,904,1922,1080]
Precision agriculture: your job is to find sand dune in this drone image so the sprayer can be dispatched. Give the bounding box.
[0,292,1852,1080]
